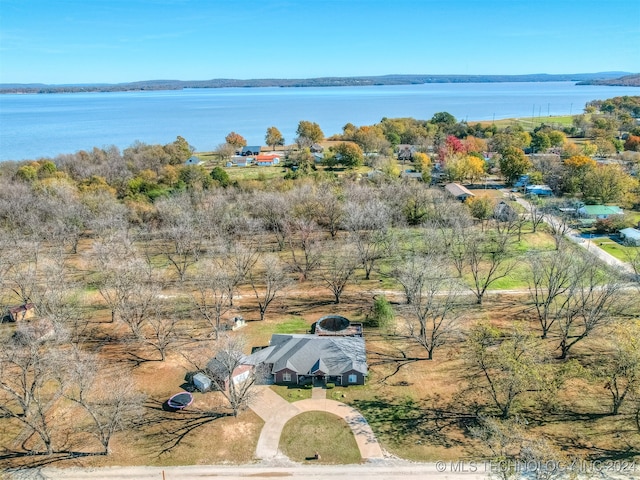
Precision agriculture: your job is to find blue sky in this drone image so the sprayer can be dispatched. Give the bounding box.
[0,0,638,84]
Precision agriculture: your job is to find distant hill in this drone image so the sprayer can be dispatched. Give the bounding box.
[0,72,634,94]
[576,74,640,86]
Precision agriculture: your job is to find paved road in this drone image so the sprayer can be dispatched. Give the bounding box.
[10,463,495,479]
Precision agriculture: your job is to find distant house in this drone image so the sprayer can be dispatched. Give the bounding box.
[255,154,280,166]
[3,303,35,323]
[367,169,384,179]
[241,146,262,156]
[401,170,424,181]
[310,143,324,153]
[619,227,640,246]
[524,185,553,196]
[227,155,251,167]
[248,334,368,386]
[397,144,416,162]
[184,156,204,166]
[577,205,624,219]
[494,201,518,222]
[444,183,474,201]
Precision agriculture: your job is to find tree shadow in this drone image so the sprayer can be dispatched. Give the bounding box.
[137,398,231,456]
[350,394,474,450]
[0,450,103,470]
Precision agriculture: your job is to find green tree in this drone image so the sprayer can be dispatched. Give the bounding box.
[210,166,230,187]
[332,142,364,169]
[499,147,531,185]
[430,111,456,126]
[225,131,247,148]
[165,135,193,164]
[582,164,635,204]
[368,295,394,328]
[295,120,324,144]
[265,126,285,151]
[530,131,551,153]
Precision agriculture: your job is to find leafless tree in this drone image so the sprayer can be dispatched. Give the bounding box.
[251,191,292,250]
[250,254,290,320]
[528,201,546,233]
[437,218,473,277]
[465,230,517,305]
[156,194,205,282]
[318,243,359,304]
[598,323,640,415]
[117,259,163,340]
[555,264,625,360]
[285,218,323,281]
[343,197,392,280]
[191,258,233,339]
[465,324,554,419]
[544,211,573,251]
[622,246,640,278]
[400,255,462,360]
[214,239,260,306]
[206,335,266,416]
[143,315,179,361]
[66,351,145,454]
[0,338,67,454]
[527,248,578,339]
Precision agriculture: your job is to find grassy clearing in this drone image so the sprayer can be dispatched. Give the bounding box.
[226,166,287,182]
[270,384,313,402]
[279,412,362,464]
[477,115,576,131]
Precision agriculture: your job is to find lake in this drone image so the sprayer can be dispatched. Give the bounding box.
[1,82,638,161]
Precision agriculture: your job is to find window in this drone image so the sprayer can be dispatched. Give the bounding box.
[348,374,357,384]
[282,372,291,382]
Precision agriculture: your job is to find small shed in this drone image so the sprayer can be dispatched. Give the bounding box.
[620,228,640,246]
[192,373,212,392]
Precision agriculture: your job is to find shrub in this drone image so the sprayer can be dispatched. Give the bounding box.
[367,295,394,328]
[325,383,335,389]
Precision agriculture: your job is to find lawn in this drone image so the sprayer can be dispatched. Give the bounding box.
[270,384,313,402]
[592,237,639,261]
[279,411,362,464]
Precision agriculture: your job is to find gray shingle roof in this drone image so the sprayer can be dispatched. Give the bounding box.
[249,334,367,376]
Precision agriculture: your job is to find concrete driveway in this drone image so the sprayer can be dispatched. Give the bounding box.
[250,386,384,461]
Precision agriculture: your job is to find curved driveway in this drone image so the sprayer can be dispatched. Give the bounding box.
[250,386,384,461]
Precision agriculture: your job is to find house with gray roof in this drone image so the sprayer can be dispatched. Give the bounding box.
[619,227,640,246]
[247,334,368,386]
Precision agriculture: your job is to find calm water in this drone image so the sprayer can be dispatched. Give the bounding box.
[1,82,638,161]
